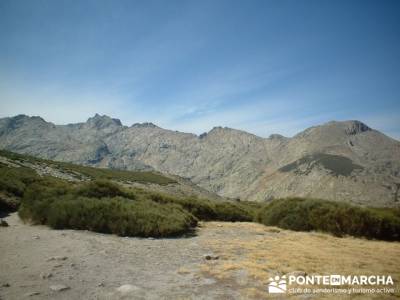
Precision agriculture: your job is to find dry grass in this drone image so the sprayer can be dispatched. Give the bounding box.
[199,222,400,299]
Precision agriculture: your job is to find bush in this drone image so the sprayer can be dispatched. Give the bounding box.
[76,180,130,199]
[0,166,39,211]
[213,202,253,222]
[150,195,217,220]
[44,197,197,237]
[0,166,38,197]
[256,198,400,241]
[149,193,257,222]
[19,179,197,237]
[18,177,73,223]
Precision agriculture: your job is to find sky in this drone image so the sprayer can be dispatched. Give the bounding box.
[0,0,399,139]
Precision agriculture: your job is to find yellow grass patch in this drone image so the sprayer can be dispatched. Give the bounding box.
[199,222,400,299]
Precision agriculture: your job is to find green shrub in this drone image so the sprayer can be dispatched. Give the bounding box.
[0,166,38,197]
[43,197,196,237]
[149,193,257,222]
[149,194,211,219]
[213,202,253,222]
[18,177,73,223]
[256,198,400,241]
[76,180,130,199]
[18,179,197,237]
[0,165,39,211]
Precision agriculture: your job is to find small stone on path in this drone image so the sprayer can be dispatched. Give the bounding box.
[116,284,140,294]
[24,291,41,297]
[204,254,219,260]
[49,284,70,292]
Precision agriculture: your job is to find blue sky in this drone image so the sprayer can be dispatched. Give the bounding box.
[0,0,399,139]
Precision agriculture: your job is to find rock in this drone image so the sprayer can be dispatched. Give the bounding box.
[204,254,219,260]
[24,291,41,297]
[97,282,105,287]
[32,235,40,240]
[2,283,10,287]
[47,256,68,261]
[49,284,70,292]
[116,284,140,294]
[344,120,371,135]
[40,272,53,279]
[52,264,63,269]
[0,219,9,227]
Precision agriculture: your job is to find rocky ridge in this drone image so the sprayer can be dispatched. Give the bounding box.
[0,114,399,207]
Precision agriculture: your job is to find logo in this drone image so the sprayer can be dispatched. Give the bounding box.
[267,273,394,294]
[268,275,287,293]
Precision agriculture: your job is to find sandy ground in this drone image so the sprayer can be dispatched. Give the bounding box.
[0,213,231,300]
[1,213,400,300]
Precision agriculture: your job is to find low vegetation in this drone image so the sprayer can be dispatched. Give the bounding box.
[256,198,400,241]
[1,150,399,240]
[56,161,176,185]
[0,149,176,185]
[279,153,363,176]
[148,193,256,222]
[0,165,39,211]
[18,179,197,237]
[16,177,258,237]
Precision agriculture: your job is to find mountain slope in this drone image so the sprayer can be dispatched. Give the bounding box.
[0,114,399,207]
[0,149,223,203]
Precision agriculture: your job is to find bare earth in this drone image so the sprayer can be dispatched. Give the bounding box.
[1,213,399,300]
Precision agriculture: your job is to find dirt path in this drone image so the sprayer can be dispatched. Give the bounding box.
[1,214,400,299]
[0,213,233,300]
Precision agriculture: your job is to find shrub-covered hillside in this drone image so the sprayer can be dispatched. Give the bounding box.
[0,151,258,237]
[0,149,176,184]
[256,198,400,241]
[1,150,399,240]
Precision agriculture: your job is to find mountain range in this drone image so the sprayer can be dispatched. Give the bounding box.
[0,114,399,207]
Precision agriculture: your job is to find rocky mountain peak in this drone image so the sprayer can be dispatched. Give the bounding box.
[208,126,245,135]
[131,122,158,128]
[296,120,373,139]
[13,114,46,123]
[5,115,48,130]
[343,120,372,135]
[268,133,287,140]
[86,114,122,129]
